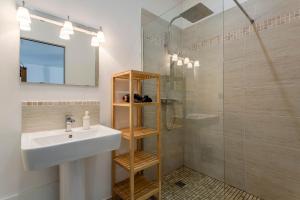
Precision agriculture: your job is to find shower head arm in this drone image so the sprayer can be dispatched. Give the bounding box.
[165,15,181,53]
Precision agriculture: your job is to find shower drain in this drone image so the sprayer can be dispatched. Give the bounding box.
[175,180,186,188]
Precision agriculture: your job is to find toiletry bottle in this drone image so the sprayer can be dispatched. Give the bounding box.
[83,111,90,130]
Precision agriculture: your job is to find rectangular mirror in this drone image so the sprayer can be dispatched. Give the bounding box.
[20,38,65,84]
[19,12,98,87]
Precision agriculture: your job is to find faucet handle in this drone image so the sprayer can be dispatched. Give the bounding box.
[65,114,75,122]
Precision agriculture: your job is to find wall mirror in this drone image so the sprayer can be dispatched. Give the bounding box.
[19,10,99,87]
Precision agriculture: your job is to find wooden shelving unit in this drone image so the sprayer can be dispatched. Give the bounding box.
[112,70,161,200]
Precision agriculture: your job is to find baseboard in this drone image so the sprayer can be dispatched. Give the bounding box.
[0,181,59,200]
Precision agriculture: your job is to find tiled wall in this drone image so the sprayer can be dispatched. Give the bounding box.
[223,0,300,199]
[142,9,184,175]
[143,0,300,199]
[181,5,224,181]
[22,101,100,133]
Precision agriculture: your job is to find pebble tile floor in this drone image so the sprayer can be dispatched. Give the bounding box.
[162,167,262,200]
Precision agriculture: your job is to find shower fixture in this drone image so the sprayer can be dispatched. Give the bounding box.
[163,2,213,131]
[165,2,213,52]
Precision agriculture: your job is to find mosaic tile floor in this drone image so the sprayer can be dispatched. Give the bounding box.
[162,167,262,200]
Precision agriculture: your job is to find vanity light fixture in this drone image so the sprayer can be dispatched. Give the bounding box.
[184,57,190,64]
[17,6,105,47]
[91,36,100,46]
[62,16,74,35]
[172,54,178,62]
[177,60,183,66]
[59,28,70,40]
[194,60,200,67]
[187,62,193,68]
[17,1,31,31]
[96,26,105,43]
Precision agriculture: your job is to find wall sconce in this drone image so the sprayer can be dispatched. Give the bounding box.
[17,1,31,31]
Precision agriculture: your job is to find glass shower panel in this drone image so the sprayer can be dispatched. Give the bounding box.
[224,0,300,199]
[142,0,225,199]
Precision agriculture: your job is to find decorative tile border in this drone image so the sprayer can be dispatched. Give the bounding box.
[22,100,100,106]
[144,8,300,51]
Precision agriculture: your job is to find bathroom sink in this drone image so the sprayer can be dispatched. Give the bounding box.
[21,125,121,170]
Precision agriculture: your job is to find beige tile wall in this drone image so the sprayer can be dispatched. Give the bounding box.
[143,0,300,199]
[22,101,100,133]
[181,0,224,181]
[142,9,184,175]
[223,0,300,199]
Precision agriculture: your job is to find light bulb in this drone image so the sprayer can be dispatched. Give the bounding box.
[184,57,190,64]
[96,27,105,43]
[187,62,193,68]
[172,54,178,62]
[91,36,100,47]
[19,21,31,31]
[59,28,70,40]
[194,60,200,67]
[177,60,183,66]
[17,6,31,24]
[62,16,74,35]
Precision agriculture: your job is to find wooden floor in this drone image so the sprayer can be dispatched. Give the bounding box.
[162,167,262,200]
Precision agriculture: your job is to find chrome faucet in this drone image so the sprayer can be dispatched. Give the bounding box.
[65,115,75,132]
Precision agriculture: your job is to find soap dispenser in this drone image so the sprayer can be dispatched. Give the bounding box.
[83,111,90,130]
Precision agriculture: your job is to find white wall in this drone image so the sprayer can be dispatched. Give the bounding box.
[0,0,141,199]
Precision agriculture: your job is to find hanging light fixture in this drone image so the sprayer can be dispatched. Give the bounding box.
[59,28,70,40]
[96,26,105,43]
[194,60,200,67]
[19,21,31,31]
[62,16,74,35]
[177,60,183,66]
[172,54,178,62]
[184,57,190,64]
[17,1,31,31]
[91,36,100,47]
[187,62,193,68]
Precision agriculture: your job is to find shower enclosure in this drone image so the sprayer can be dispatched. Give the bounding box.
[142,0,300,199]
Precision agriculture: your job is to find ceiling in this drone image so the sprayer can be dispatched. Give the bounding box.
[141,0,248,29]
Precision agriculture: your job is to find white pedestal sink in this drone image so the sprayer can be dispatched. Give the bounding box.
[21,125,121,200]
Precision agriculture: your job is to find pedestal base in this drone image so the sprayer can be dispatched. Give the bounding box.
[59,160,85,200]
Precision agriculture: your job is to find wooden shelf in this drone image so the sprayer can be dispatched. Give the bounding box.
[112,70,161,200]
[113,102,159,107]
[114,151,159,173]
[121,127,158,140]
[113,70,159,80]
[113,175,159,200]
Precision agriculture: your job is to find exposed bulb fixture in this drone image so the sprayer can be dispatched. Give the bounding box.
[17,1,31,31]
[187,62,193,68]
[177,60,183,66]
[91,36,100,47]
[194,60,200,67]
[62,16,74,35]
[96,26,105,43]
[19,21,31,31]
[184,57,190,64]
[59,28,70,40]
[172,54,178,62]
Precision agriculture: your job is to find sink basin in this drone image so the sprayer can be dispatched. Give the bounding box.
[21,125,121,170]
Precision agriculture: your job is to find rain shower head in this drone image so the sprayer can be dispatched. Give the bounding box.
[180,3,213,23]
